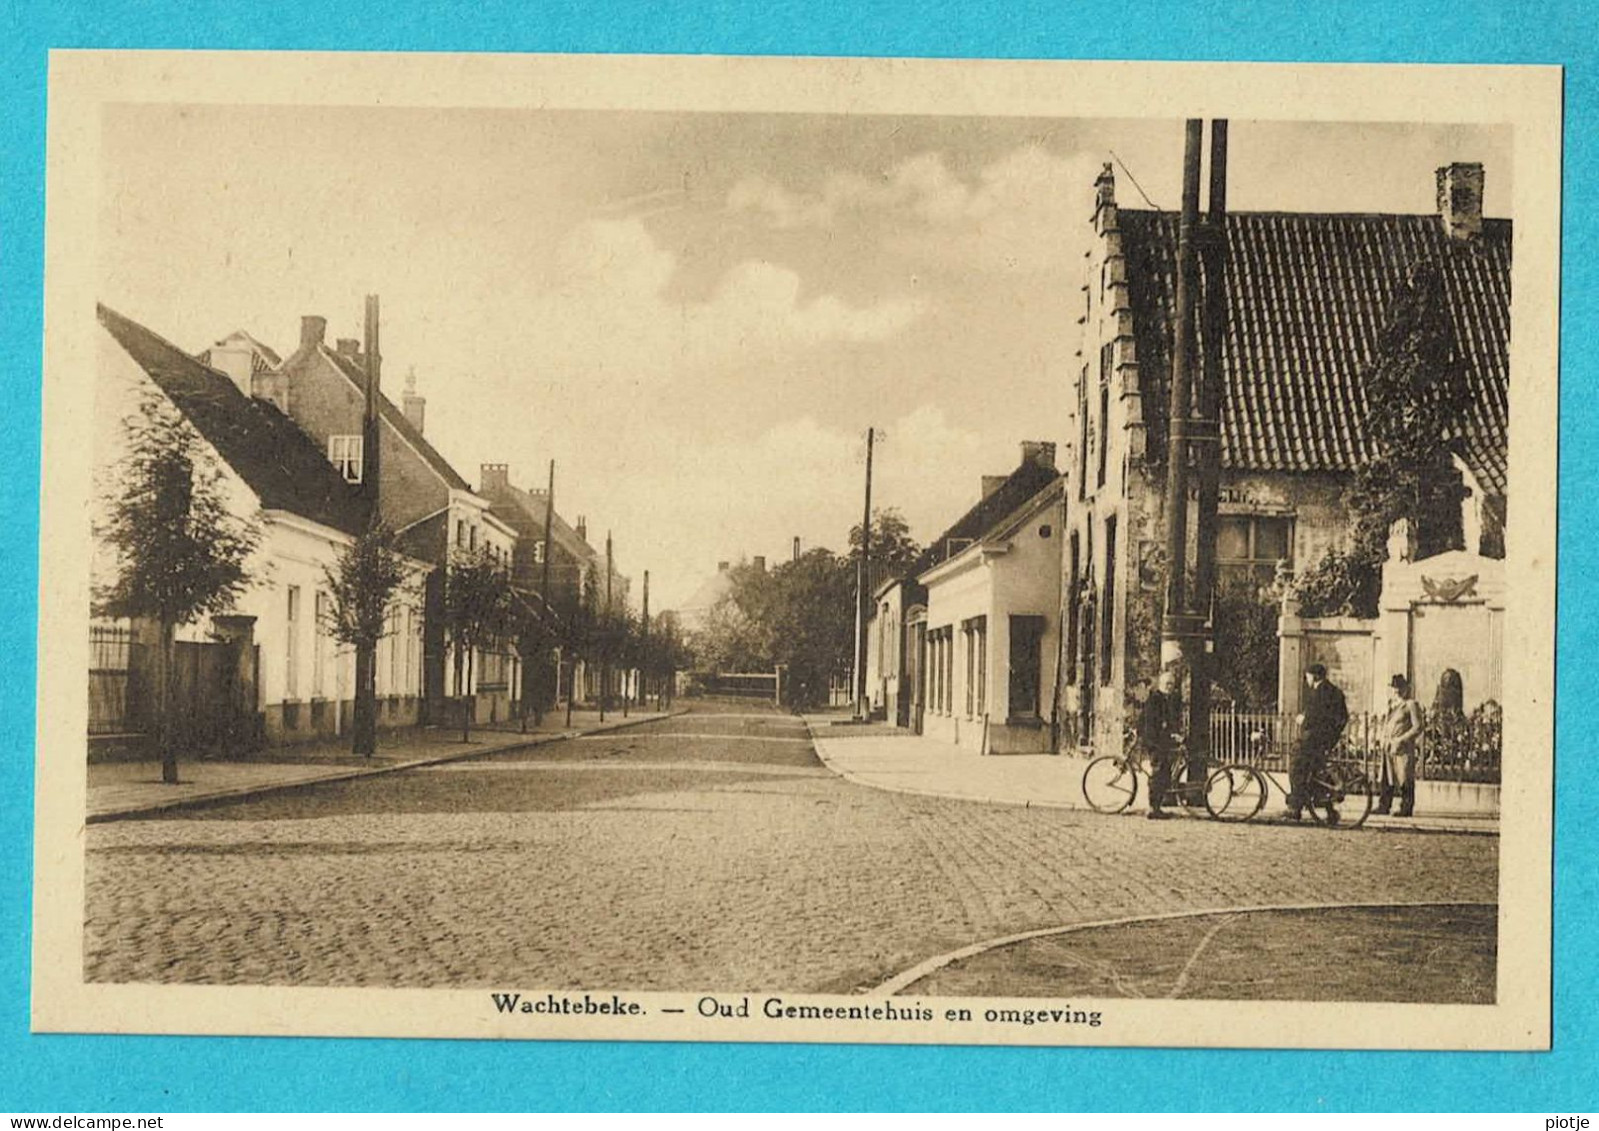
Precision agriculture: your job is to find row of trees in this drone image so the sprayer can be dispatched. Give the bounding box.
[95,393,684,781]
[685,510,920,709]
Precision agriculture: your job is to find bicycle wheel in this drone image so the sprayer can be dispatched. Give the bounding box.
[1206,764,1267,822]
[1082,755,1140,813]
[1307,762,1374,829]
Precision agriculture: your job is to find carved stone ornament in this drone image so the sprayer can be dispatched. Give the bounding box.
[1421,574,1479,602]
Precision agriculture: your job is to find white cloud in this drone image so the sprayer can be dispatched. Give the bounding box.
[727,145,1103,275]
[522,217,925,385]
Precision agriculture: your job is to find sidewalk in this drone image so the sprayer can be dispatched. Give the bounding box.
[87,707,683,822]
[803,716,1499,835]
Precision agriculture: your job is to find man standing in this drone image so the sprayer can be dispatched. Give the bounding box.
[1285,663,1348,821]
[1140,667,1181,820]
[1377,674,1425,816]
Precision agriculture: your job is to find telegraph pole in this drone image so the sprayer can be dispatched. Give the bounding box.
[602,531,613,723]
[852,426,875,720]
[353,294,382,757]
[641,569,651,710]
[1189,121,1229,783]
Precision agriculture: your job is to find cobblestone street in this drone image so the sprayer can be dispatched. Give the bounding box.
[84,702,1498,996]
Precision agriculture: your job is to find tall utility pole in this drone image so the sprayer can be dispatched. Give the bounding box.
[852,426,875,720]
[1160,120,1229,781]
[641,569,651,709]
[353,294,382,757]
[601,531,613,723]
[1160,120,1204,678]
[1189,120,1229,784]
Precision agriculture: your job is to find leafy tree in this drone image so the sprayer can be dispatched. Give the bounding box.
[645,610,691,706]
[95,392,260,783]
[1210,574,1283,710]
[1295,259,1472,618]
[320,521,413,756]
[765,548,858,709]
[441,545,515,741]
[848,508,924,595]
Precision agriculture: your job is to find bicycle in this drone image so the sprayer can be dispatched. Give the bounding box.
[1208,737,1375,829]
[1080,732,1238,819]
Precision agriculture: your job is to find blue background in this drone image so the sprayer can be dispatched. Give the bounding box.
[2,0,1593,1113]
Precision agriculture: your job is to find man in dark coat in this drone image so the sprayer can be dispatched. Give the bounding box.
[1285,662,1349,820]
[1140,667,1181,820]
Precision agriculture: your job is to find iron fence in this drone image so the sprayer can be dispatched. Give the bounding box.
[1208,705,1501,784]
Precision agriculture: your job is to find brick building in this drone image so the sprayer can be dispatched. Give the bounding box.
[1063,161,1510,753]
[261,315,520,724]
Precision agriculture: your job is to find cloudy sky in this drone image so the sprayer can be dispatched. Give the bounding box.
[99,107,1510,608]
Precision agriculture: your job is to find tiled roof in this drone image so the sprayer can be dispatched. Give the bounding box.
[484,481,592,562]
[322,348,472,492]
[913,457,1061,582]
[99,305,371,537]
[1119,210,1510,494]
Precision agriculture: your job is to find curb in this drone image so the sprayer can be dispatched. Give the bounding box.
[869,899,1500,995]
[805,723,1498,837]
[87,708,690,823]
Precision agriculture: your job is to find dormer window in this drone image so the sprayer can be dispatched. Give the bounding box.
[329,435,363,483]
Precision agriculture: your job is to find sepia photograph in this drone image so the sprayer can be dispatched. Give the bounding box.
[32,52,1560,1051]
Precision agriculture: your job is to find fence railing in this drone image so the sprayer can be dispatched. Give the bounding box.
[1208,706,1501,784]
[89,625,146,735]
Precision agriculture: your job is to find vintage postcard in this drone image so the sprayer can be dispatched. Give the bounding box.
[33,52,1560,1049]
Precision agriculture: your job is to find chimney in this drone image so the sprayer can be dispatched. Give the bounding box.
[1021,440,1057,469]
[335,338,362,359]
[981,475,1007,499]
[402,367,427,434]
[717,561,730,573]
[753,555,766,573]
[300,315,327,351]
[207,340,254,396]
[576,517,587,544]
[480,463,510,496]
[792,536,801,562]
[1436,162,1485,240]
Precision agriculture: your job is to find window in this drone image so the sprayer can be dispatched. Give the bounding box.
[1066,532,1080,685]
[328,435,363,483]
[1218,514,1295,587]
[469,525,478,552]
[1077,367,1090,501]
[405,608,417,695]
[963,622,975,716]
[1101,516,1117,685]
[1097,342,1113,490]
[1008,615,1045,720]
[285,585,301,699]
[312,591,329,697]
[962,616,987,718]
[456,520,466,548]
[387,607,400,690]
[929,627,957,715]
[532,541,546,564]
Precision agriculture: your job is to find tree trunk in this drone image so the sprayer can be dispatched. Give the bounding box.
[352,639,377,757]
[461,645,474,743]
[158,619,179,785]
[457,643,466,748]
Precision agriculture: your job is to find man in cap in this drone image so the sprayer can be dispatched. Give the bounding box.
[1284,662,1348,821]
